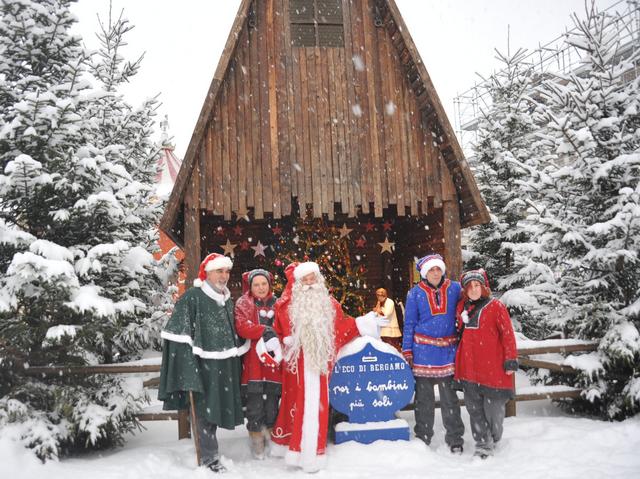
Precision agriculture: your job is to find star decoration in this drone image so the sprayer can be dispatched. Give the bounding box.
[214,226,226,236]
[251,240,267,257]
[355,237,367,248]
[338,223,353,239]
[364,222,376,232]
[378,236,395,254]
[382,220,393,232]
[221,239,237,257]
[235,205,250,222]
[232,225,243,236]
[239,240,250,251]
[272,225,283,235]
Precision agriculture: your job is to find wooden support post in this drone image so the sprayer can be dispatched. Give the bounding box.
[178,409,191,439]
[183,204,202,286]
[442,200,462,281]
[189,392,201,464]
[506,373,517,417]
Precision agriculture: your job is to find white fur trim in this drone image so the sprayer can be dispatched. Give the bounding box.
[293,261,320,281]
[355,311,382,339]
[193,278,203,287]
[283,335,293,347]
[284,449,327,473]
[160,331,250,358]
[204,255,233,272]
[419,258,446,278]
[299,367,321,471]
[200,280,231,306]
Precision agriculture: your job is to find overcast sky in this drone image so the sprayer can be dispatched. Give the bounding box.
[71,0,621,158]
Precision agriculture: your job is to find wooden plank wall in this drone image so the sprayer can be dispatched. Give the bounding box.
[189,0,456,222]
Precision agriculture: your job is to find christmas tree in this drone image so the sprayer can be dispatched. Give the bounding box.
[530,4,640,419]
[467,48,558,338]
[259,216,368,316]
[0,1,176,460]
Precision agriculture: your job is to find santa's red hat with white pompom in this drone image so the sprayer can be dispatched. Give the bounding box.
[193,253,233,287]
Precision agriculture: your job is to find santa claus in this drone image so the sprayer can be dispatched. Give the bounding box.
[270,261,381,473]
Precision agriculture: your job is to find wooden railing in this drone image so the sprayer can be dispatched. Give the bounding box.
[400,339,598,417]
[21,362,191,439]
[19,338,599,438]
[507,339,598,416]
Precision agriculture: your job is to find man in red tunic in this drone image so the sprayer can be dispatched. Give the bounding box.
[270,261,380,473]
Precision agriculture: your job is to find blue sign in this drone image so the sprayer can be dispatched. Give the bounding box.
[330,338,415,444]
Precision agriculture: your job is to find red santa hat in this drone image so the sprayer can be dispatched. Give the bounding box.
[293,261,321,281]
[193,252,233,287]
[278,262,299,304]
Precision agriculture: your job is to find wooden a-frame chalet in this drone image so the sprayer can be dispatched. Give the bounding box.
[160,0,489,304]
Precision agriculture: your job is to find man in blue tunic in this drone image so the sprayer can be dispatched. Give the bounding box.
[402,253,465,453]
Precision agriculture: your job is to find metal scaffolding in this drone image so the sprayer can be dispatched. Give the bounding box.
[453,0,640,156]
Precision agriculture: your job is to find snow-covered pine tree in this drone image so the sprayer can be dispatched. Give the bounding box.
[533,3,640,419]
[0,0,176,460]
[466,48,557,338]
[81,5,176,361]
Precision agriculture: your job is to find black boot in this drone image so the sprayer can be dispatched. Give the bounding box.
[207,459,227,473]
[450,444,463,454]
[473,450,490,460]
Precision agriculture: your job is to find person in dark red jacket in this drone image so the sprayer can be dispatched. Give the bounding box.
[235,269,282,460]
[454,269,518,459]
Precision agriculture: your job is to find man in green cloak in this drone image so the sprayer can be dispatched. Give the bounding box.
[158,252,249,473]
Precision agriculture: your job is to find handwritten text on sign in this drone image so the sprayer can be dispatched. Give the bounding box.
[329,342,415,423]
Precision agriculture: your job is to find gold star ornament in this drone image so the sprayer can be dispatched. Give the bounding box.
[378,236,395,254]
[338,223,353,239]
[221,239,237,257]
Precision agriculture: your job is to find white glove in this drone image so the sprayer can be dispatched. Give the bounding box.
[356,311,384,339]
[256,337,283,366]
[283,335,293,347]
[265,337,280,352]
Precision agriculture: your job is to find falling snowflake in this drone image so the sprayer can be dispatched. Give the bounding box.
[352,54,365,71]
[385,101,396,115]
[352,104,363,117]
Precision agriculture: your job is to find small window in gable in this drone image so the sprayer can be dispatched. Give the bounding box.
[290,0,344,47]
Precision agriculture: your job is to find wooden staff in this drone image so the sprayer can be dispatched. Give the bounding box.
[189,391,202,466]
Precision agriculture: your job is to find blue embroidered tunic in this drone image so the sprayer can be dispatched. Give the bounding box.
[402,279,462,378]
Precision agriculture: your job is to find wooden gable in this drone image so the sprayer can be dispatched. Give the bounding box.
[160,0,489,247]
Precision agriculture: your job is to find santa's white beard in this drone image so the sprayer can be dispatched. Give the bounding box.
[286,280,336,375]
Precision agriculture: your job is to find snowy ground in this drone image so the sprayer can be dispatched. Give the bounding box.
[3,373,639,479]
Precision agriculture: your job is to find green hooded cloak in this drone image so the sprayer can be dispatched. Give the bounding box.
[158,285,250,429]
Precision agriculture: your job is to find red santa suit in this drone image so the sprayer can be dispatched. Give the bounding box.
[270,262,363,472]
